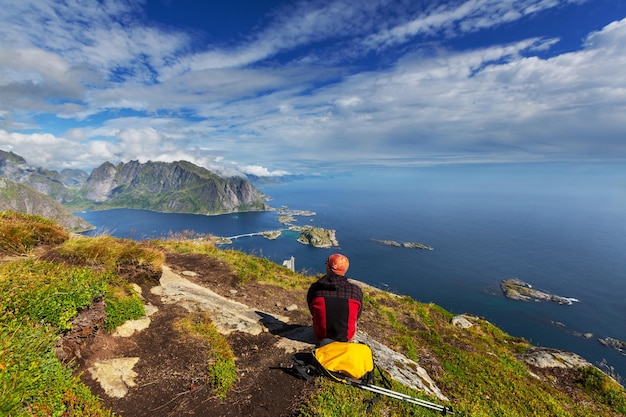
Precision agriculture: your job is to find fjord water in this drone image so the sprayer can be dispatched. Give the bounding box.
[78,163,626,379]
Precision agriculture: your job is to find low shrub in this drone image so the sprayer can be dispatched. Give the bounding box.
[0,211,69,254]
[580,366,626,413]
[103,282,145,331]
[0,260,106,330]
[56,235,165,274]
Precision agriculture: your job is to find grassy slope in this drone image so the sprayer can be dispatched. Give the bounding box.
[1,211,625,417]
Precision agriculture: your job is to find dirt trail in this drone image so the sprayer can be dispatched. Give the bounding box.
[72,252,315,416]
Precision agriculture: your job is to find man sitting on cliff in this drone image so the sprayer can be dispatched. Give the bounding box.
[307,254,363,344]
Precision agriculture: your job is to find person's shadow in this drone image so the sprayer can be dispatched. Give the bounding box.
[255,310,317,345]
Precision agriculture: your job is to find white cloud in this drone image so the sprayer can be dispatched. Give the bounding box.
[0,0,624,173]
[0,46,86,115]
[239,165,291,177]
[365,0,585,49]
[201,19,626,165]
[0,129,101,169]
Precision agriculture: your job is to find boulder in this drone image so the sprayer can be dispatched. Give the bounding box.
[451,315,475,329]
[517,347,591,369]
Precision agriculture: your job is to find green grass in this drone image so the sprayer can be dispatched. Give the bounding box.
[55,235,165,274]
[159,239,312,288]
[176,312,237,398]
[0,258,145,416]
[0,260,107,330]
[0,212,148,415]
[0,259,115,416]
[300,377,448,417]
[103,282,145,331]
[0,314,112,417]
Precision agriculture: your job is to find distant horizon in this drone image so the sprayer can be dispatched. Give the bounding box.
[1,1,625,176]
[3,147,626,185]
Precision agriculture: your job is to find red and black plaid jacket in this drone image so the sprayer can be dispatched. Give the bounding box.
[306,273,363,342]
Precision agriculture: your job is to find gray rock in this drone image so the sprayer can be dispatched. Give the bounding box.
[88,357,140,398]
[353,332,449,401]
[451,315,474,329]
[598,337,626,353]
[501,279,578,305]
[517,347,591,369]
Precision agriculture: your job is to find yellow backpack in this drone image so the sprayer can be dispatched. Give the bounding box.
[313,341,374,381]
[291,341,454,414]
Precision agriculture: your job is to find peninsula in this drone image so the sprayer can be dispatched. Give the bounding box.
[501,279,579,305]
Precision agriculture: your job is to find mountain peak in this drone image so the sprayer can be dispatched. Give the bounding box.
[82,159,269,214]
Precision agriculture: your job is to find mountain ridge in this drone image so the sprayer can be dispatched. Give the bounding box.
[0,177,92,231]
[0,150,270,219]
[81,159,269,214]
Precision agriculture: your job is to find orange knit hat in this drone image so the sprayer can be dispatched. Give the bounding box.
[327,253,349,275]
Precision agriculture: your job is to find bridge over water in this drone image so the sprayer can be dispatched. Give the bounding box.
[222,229,285,240]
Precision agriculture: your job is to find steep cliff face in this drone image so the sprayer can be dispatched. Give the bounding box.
[81,160,269,214]
[83,162,118,202]
[0,177,93,231]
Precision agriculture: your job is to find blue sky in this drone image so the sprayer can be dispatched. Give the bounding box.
[0,0,625,176]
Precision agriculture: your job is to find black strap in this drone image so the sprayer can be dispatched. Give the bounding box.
[363,394,381,413]
[375,363,392,389]
[291,355,320,382]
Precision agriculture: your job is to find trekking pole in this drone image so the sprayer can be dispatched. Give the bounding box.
[349,380,454,415]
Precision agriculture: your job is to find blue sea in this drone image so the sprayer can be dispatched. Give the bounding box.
[77,163,626,380]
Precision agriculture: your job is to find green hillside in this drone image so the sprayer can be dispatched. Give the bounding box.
[0,211,624,416]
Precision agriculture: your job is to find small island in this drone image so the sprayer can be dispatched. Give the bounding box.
[277,215,296,224]
[373,239,433,250]
[295,226,338,248]
[261,230,282,240]
[501,279,579,305]
[276,206,316,226]
[598,337,626,355]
